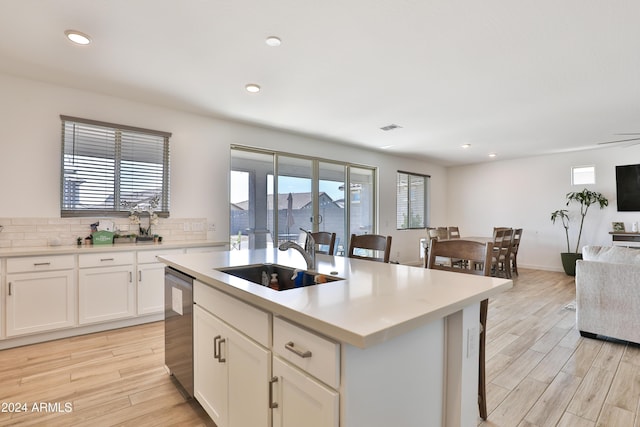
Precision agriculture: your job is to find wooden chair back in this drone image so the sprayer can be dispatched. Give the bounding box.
[348,234,392,263]
[428,227,448,240]
[447,226,461,239]
[426,238,493,420]
[305,231,337,255]
[427,239,493,276]
[492,228,514,278]
[510,228,523,255]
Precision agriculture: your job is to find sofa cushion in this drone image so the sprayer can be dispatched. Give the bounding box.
[582,245,640,265]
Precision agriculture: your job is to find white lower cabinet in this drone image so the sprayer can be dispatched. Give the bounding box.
[136,262,166,315]
[137,249,183,315]
[5,269,75,336]
[79,265,135,325]
[194,304,270,427]
[193,281,339,427]
[272,356,339,427]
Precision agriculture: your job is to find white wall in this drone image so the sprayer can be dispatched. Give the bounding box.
[0,73,446,264]
[447,146,640,271]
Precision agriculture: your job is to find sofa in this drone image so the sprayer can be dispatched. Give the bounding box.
[576,245,640,344]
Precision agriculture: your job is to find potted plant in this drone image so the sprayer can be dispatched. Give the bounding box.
[551,188,609,276]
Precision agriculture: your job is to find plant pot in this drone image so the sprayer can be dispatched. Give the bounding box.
[561,252,583,276]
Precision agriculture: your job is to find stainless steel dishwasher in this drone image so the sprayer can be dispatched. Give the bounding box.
[164,266,194,397]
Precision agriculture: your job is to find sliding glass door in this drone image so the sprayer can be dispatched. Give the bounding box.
[230,146,374,255]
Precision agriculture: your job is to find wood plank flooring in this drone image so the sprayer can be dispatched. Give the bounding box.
[0,321,213,427]
[481,268,640,427]
[0,268,636,426]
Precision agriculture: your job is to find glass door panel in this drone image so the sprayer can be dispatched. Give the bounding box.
[230,149,274,249]
[318,162,346,256]
[349,167,375,237]
[276,156,312,246]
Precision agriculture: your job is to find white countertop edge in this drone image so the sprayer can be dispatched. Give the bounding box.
[0,240,227,257]
[160,251,513,349]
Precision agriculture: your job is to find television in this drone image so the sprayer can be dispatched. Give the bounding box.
[616,164,640,211]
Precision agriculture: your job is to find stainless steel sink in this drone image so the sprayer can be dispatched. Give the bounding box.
[216,263,343,291]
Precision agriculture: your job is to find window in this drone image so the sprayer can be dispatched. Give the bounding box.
[396,171,429,229]
[572,165,595,185]
[60,116,171,217]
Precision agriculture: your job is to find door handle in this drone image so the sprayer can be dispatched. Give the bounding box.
[269,376,279,409]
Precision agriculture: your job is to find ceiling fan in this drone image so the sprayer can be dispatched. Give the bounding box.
[597,133,640,146]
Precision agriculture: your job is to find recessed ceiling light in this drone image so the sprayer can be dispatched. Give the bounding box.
[488,153,497,158]
[380,145,395,149]
[64,30,91,45]
[245,83,261,93]
[265,36,281,47]
[461,144,471,149]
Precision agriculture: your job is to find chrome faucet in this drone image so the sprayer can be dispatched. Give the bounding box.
[278,228,316,270]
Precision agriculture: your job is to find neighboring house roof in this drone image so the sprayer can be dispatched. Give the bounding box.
[232,192,340,211]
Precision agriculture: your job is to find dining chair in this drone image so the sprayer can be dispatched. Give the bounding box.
[509,228,523,276]
[426,238,493,420]
[348,234,392,263]
[447,226,461,239]
[491,228,514,278]
[305,231,337,255]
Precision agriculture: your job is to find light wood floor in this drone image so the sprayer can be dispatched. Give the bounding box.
[0,321,213,426]
[0,268,635,426]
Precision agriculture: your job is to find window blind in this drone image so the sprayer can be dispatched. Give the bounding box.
[60,116,171,217]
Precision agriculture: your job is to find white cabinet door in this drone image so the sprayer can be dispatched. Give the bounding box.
[78,265,135,324]
[6,270,75,336]
[272,356,339,427]
[226,322,270,427]
[194,305,270,427]
[194,305,228,427]
[137,263,165,315]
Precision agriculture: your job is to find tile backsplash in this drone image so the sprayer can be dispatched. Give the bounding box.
[0,217,208,248]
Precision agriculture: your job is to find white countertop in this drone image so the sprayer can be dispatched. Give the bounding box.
[160,249,513,349]
[0,240,227,258]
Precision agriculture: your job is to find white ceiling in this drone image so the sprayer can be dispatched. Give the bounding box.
[1,0,639,166]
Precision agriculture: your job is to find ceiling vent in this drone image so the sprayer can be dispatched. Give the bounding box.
[380,124,402,131]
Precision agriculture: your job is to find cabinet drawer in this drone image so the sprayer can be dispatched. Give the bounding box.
[79,252,134,268]
[137,248,183,264]
[273,317,340,389]
[7,255,75,273]
[194,280,270,347]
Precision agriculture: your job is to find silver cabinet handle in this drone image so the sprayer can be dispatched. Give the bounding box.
[8,282,12,296]
[100,258,115,262]
[285,341,312,358]
[218,337,226,363]
[213,335,226,363]
[33,262,51,266]
[129,272,132,283]
[138,271,142,282]
[269,377,279,409]
[214,335,221,360]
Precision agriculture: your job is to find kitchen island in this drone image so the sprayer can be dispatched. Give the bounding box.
[160,249,512,427]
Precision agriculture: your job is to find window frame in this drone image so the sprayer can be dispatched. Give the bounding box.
[396,170,429,230]
[60,115,171,218]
